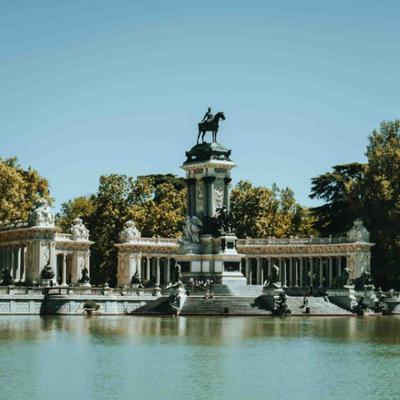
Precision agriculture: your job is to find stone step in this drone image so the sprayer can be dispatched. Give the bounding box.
[181,296,272,315]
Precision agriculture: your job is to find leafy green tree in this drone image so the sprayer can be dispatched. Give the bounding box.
[0,157,51,223]
[364,120,400,288]
[58,174,186,286]
[309,163,366,236]
[310,120,400,289]
[230,180,315,238]
[56,195,96,232]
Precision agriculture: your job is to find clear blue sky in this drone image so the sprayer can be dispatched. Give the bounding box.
[1,1,399,210]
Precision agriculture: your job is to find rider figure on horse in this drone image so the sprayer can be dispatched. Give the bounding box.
[201,107,214,123]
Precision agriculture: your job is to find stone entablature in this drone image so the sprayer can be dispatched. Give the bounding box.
[237,242,372,256]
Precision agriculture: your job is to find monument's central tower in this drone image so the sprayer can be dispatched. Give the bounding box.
[182,142,235,221]
[174,111,246,284]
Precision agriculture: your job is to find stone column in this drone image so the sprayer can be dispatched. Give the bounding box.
[156,257,160,287]
[146,257,151,281]
[10,248,15,276]
[245,257,250,285]
[203,176,216,217]
[15,247,21,283]
[309,257,313,286]
[338,256,342,276]
[138,254,142,279]
[21,246,27,283]
[166,257,171,284]
[267,258,271,278]
[256,257,261,285]
[299,257,304,287]
[260,258,264,285]
[319,257,323,287]
[282,258,287,287]
[289,258,293,287]
[186,178,197,217]
[224,177,232,211]
[62,254,67,287]
[294,258,298,287]
[328,257,333,288]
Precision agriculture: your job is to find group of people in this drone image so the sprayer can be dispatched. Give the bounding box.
[187,277,215,298]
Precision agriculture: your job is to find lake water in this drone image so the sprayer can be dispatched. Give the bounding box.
[0,316,399,400]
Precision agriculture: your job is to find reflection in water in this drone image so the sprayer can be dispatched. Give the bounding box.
[1,316,399,345]
[0,316,399,400]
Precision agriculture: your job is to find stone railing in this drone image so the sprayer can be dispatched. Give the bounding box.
[0,220,29,232]
[237,236,356,246]
[0,286,159,296]
[118,237,178,246]
[55,233,73,241]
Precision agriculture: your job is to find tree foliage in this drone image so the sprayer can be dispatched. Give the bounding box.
[310,163,366,236]
[0,157,51,224]
[310,120,400,289]
[57,174,186,286]
[230,180,315,238]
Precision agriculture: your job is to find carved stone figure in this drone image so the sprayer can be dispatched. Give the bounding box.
[347,219,370,242]
[40,262,55,280]
[119,220,141,243]
[197,111,226,144]
[0,269,13,286]
[168,264,186,315]
[130,271,142,286]
[28,198,55,227]
[70,218,90,241]
[182,216,202,243]
[213,181,225,210]
[196,181,204,214]
[335,266,352,288]
[273,292,291,316]
[263,264,281,288]
[79,267,90,284]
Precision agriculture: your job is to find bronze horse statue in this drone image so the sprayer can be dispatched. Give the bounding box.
[197,112,225,144]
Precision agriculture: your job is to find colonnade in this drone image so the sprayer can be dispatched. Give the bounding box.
[135,255,175,287]
[244,255,347,288]
[0,245,27,283]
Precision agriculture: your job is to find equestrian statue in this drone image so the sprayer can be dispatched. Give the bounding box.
[197,107,225,144]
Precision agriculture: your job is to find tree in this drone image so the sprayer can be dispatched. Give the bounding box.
[230,180,315,238]
[364,120,400,288]
[310,120,400,289]
[57,173,186,286]
[0,157,51,224]
[56,195,96,232]
[309,163,366,236]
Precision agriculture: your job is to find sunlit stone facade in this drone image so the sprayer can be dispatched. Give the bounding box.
[116,143,373,288]
[0,201,92,286]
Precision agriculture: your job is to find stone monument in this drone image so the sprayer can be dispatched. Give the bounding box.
[175,109,245,284]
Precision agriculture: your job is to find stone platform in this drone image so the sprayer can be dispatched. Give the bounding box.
[0,285,398,316]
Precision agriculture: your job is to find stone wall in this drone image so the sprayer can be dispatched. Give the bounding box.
[0,294,158,315]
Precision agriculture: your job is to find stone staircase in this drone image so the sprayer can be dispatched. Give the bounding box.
[181,296,272,316]
[285,296,352,315]
[184,284,233,296]
[226,284,264,297]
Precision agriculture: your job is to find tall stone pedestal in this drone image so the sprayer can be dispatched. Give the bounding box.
[177,141,247,286]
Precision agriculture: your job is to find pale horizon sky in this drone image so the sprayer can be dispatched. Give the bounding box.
[1,1,399,210]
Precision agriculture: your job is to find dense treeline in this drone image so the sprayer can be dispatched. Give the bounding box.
[0,157,51,223]
[2,119,400,288]
[310,120,400,289]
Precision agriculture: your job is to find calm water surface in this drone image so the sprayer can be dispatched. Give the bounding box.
[0,316,399,400]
